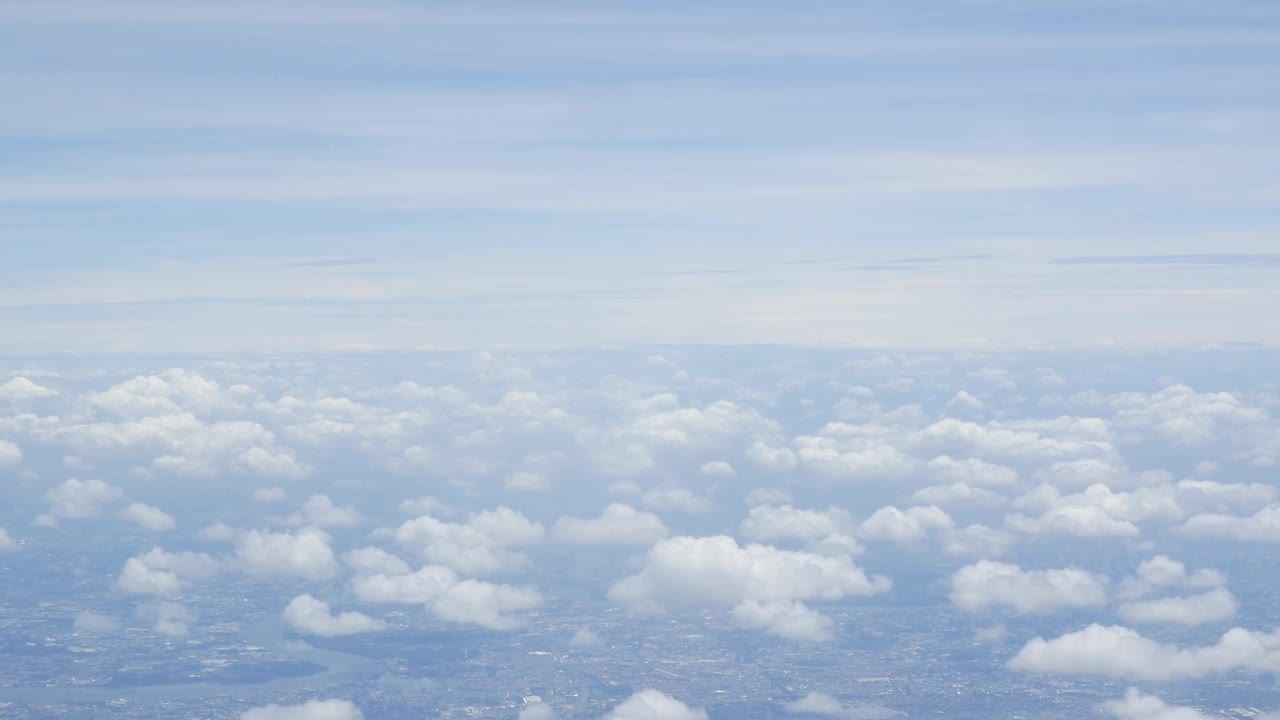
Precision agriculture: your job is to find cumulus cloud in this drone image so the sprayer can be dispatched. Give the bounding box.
[745,488,792,506]
[739,505,854,543]
[197,521,236,542]
[1008,623,1280,680]
[942,524,1015,558]
[949,561,1109,615]
[857,505,952,543]
[55,411,308,480]
[505,471,550,491]
[642,488,714,514]
[1011,483,1186,535]
[792,428,915,482]
[912,482,1005,506]
[351,565,460,604]
[394,507,543,576]
[240,699,364,720]
[1102,688,1212,720]
[282,594,387,637]
[1182,505,1280,542]
[731,599,834,642]
[0,376,57,400]
[1109,384,1266,446]
[253,487,287,504]
[120,502,176,531]
[235,528,339,581]
[343,547,411,576]
[1117,556,1226,600]
[699,460,735,477]
[274,495,362,528]
[599,689,707,720]
[0,528,17,552]
[116,547,220,596]
[1117,588,1238,626]
[1006,505,1140,538]
[398,495,451,516]
[87,369,234,419]
[552,504,669,545]
[926,455,1017,486]
[38,478,123,524]
[350,565,542,630]
[912,417,1114,462]
[745,441,798,473]
[609,535,889,640]
[0,439,22,465]
[431,579,544,630]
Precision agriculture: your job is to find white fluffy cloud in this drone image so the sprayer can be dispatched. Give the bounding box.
[0,528,17,552]
[912,483,1005,506]
[1102,688,1212,720]
[1182,505,1280,542]
[350,565,542,630]
[1117,588,1238,626]
[609,535,889,641]
[739,505,854,543]
[552,504,669,545]
[282,594,387,637]
[1009,623,1280,680]
[949,561,1108,615]
[1013,482,1182,528]
[731,598,834,642]
[240,699,364,720]
[792,428,915,482]
[699,460,735,477]
[116,547,220,596]
[599,689,707,720]
[942,524,1015,558]
[783,691,845,716]
[926,455,1018,486]
[0,376,57,400]
[120,502,176,531]
[253,486,287,504]
[343,547,411,576]
[87,369,235,419]
[745,441,797,473]
[274,495,362,528]
[641,488,714,514]
[0,439,21,465]
[54,413,308,480]
[1006,505,1140,538]
[197,521,236,542]
[1118,556,1226,599]
[430,579,544,630]
[1109,384,1267,446]
[38,478,123,524]
[857,505,952,543]
[235,528,339,581]
[394,507,543,576]
[912,417,1114,462]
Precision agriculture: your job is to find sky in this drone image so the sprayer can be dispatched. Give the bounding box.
[2,0,1279,353]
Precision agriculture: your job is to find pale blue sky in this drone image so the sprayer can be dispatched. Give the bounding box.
[2,0,1278,352]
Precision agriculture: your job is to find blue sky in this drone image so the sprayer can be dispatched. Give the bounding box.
[2,0,1278,352]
